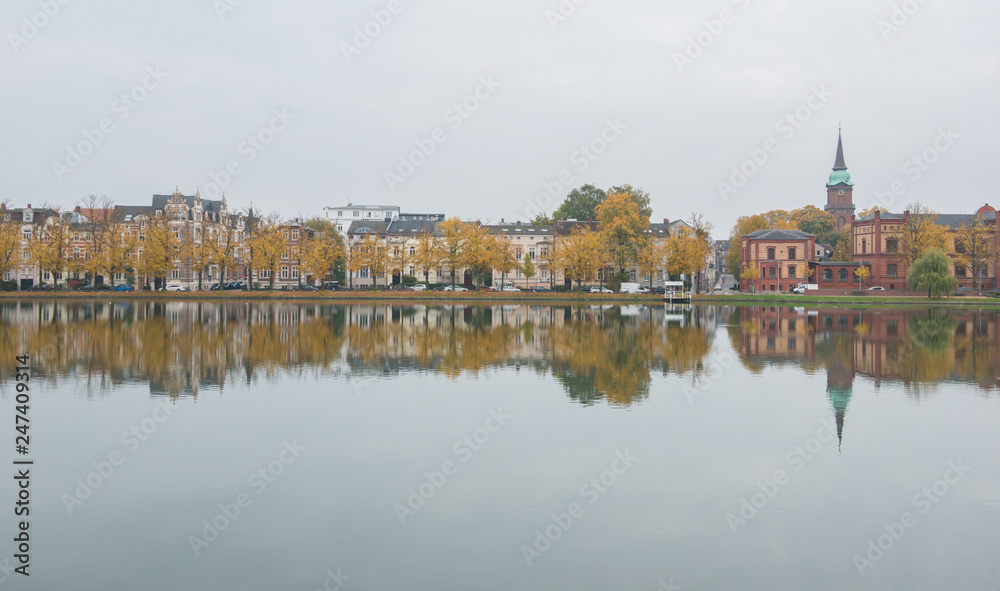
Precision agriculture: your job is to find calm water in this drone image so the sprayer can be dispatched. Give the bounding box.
[1,301,998,591]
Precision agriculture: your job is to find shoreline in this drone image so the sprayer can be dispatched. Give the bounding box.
[2,291,999,308]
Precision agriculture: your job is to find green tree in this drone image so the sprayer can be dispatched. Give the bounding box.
[908,248,958,298]
[830,229,851,261]
[790,205,836,237]
[552,184,606,221]
[530,212,553,225]
[521,254,536,284]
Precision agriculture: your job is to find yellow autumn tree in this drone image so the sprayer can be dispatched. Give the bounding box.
[414,229,443,286]
[595,192,649,278]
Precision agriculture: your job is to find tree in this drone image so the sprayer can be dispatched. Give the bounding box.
[388,235,414,284]
[896,202,947,268]
[790,205,836,237]
[438,217,467,287]
[854,265,870,290]
[954,213,996,290]
[552,184,606,221]
[302,221,344,284]
[727,215,770,278]
[28,213,72,287]
[607,184,653,219]
[460,222,493,286]
[208,214,243,284]
[636,235,668,289]
[492,233,518,288]
[343,238,366,289]
[358,234,389,288]
[595,192,648,278]
[247,214,285,289]
[908,248,958,298]
[830,229,851,261]
[857,205,889,218]
[414,230,443,285]
[139,213,181,289]
[530,212,553,225]
[560,228,603,288]
[521,254,536,284]
[185,232,215,290]
[742,262,761,292]
[0,206,21,283]
[761,210,795,229]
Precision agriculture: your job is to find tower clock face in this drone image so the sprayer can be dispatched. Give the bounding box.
[838,190,845,196]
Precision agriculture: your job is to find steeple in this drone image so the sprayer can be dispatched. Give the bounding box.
[833,129,847,171]
[824,129,855,229]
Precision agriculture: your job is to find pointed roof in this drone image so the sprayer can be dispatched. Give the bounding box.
[833,130,847,171]
[827,130,854,187]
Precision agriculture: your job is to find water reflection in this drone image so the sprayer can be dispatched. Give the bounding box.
[1,301,997,408]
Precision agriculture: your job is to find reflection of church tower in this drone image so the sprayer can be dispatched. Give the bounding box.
[825,130,855,229]
[826,335,856,450]
[828,384,853,452]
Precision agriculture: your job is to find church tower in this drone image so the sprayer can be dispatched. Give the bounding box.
[825,130,855,229]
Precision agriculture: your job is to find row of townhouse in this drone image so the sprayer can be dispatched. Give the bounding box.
[344,216,709,290]
[2,189,331,291]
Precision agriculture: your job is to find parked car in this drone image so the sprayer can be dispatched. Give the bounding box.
[390,284,411,291]
[409,284,427,292]
[224,281,248,291]
[867,286,885,291]
[730,284,739,290]
[529,286,550,292]
[589,286,613,294]
[77,283,110,291]
[320,282,345,291]
[433,285,469,291]
[500,286,521,292]
[113,284,133,292]
[650,286,666,295]
[294,285,319,291]
[165,284,187,292]
[209,283,222,291]
[713,285,723,292]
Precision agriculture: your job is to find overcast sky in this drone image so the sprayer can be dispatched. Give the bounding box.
[3,0,998,236]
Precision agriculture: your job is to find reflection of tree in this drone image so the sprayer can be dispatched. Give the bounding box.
[0,302,716,407]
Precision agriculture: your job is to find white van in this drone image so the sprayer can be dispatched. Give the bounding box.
[619,282,649,294]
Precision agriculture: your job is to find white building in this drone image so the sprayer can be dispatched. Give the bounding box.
[323,204,400,233]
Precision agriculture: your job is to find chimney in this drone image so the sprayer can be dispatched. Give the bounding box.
[517,220,521,226]
[874,210,880,220]
[500,218,504,223]
[26,204,31,209]
[663,218,669,225]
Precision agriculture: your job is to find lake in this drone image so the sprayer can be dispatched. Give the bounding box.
[1,300,998,590]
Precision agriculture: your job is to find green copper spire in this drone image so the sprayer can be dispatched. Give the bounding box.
[827,130,854,187]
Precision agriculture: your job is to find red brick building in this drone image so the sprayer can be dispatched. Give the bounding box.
[739,229,815,292]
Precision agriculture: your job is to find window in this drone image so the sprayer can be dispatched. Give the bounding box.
[408,266,415,276]
[282,251,289,260]
[955,266,966,278]
[291,267,299,278]
[360,267,369,278]
[768,267,776,279]
[788,338,797,351]
[338,211,343,217]
[529,248,535,259]
[515,249,522,260]
[887,264,897,278]
[823,269,833,282]
[838,268,848,282]
[292,230,299,240]
[171,269,180,279]
[22,230,31,239]
[409,246,416,256]
[788,248,796,260]
[862,239,867,254]
[788,318,796,330]
[886,239,898,253]
[789,266,796,278]
[353,211,359,217]
[260,270,271,279]
[767,247,775,260]
[281,266,289,279]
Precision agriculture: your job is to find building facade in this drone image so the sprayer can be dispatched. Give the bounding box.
[740,229,816,292]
